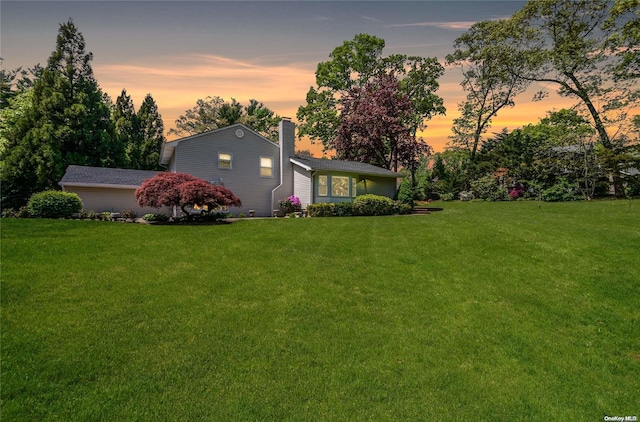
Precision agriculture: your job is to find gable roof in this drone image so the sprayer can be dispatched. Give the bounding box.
[290,156,402,178]
[59,165,162,189]
[159,123,276,166]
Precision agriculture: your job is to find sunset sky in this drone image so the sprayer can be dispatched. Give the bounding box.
[2,0,579,155]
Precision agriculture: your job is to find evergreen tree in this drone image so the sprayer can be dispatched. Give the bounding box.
[1,19,121,208]
[136,94,165,170]
[113,89,141,168]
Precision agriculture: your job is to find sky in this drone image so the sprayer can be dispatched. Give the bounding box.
[1,0,578,155]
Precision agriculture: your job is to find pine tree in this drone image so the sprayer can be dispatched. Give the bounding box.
[1,19,122,208]
[136,94,165,170]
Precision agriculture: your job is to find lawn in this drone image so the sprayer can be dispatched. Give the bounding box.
[2,200,639,420]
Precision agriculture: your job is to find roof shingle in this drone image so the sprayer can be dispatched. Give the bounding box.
[290,156,402,177]
[59,165,162,187]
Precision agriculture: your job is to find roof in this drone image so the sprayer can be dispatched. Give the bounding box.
[59,165,162,189]
[290,156,402,178]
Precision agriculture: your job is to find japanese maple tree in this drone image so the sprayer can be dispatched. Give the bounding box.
[135,172,241,219]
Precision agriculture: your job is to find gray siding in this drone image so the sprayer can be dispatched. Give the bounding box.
[173,125,281,216]
[272,120,296,210]
[66,186,171,216]
[359,176,398,198]
[293,166,312,209]
[311,172,398,203]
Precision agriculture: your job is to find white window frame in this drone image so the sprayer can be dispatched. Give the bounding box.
[318,175,328,197]
[218,152,232,169]
[331,176,350,197]
[259,156,274,177]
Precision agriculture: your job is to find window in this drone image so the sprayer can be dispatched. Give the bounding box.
[352,177,357,197]
[260,157,273,177]
[331,176,350,197]
[318,175,328,196]
[218,153,232,169]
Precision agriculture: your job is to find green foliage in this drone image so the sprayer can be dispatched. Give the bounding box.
[297,33,445,154]
[352,194,394,216]
[540,178,581,202]
[169,96,281,142]
[27,190,82,219]
[392,202,413,215]
[458,191,475,201]
[333,201,353,217]
[470,175,508,201]
[120,209,138,220]
[142,213,169,222]
[1,20,121,209]
[396,179,415,206]
[307,203,335,217]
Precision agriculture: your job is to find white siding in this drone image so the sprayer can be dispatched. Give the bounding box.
[293,166,312,209]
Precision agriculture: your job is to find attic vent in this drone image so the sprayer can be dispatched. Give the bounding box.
[235,129,244,138]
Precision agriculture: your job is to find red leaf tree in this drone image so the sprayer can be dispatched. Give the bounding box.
[330,73,432,172]
[135,172,241,219]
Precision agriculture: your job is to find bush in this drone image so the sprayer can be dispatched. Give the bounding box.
[143,213,169,222]
[439,193,454,201]
[120,209,138,220]
[352,194,393,216]
[307,203,335,217]
[396,180,415,206]
[470,175,508,201]
[541,178,581,202]
[27,190,82,219]
[1,206,32,218]
[334,201,353,217]
[458,191,475,201]
[392,201,412,215]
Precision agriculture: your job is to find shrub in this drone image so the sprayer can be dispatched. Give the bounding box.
[458,191,475,201]
[470,175,508,201]
[143,213,169,222]
[101,211,112,221]
[307,203,335,217]
[120,209,138,220]
[352,194,393,216]
[396,179,415,206]
[1,206,31,218]
[27,190,82,219]
[392,201,412,215]
[439,193,454,201]
[334,201,354,217]
[541,178,581,202]
[278,195,302,214]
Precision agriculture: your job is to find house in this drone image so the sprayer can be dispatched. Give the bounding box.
[59,165,171,216]
[60,120,402,216]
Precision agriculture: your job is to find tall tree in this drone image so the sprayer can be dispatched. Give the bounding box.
[136,94,165,170]
[169,96,280,142]
[111,91,165,170]
[297,34,445,153]
[446,20,529,160]
[332,73,431,172]
[495,0,639,196]
[1,19,120,208]
[112,89,141,168]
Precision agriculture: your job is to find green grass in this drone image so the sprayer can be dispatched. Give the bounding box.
[2,200,639,420]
